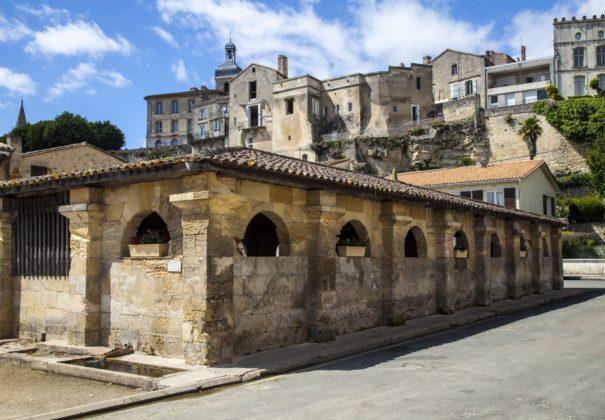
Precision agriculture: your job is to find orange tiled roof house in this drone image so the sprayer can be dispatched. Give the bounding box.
[0,148,564,365]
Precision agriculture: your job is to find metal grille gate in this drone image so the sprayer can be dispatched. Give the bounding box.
[12,192,70,276]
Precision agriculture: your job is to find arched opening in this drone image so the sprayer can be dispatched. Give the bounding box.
[543,238,549,257]
[519,236,528,258]
[336,220,369,257]
[130,212,171,245]
[404,227,427,258]
[243,213,281,256]
[223,82,229,93]
[170,138,178,146]
[453,230,469,258]
[154,139,162,148]
[490,233,502,258]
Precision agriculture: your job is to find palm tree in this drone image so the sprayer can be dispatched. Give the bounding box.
[518,117,543,160]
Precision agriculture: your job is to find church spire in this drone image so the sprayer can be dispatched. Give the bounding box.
[15,98,27,129]
[225,38,237,63]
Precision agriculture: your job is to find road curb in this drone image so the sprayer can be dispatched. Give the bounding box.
[26,288,598,419]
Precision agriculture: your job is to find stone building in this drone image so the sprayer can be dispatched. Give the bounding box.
[431,49,515,108]
[228,56,433,160]
[144,41,242,148]
[0,147,564,365]
[553,15,605,97]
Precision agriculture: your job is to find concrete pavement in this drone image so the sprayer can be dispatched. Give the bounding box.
[6,283,600,419]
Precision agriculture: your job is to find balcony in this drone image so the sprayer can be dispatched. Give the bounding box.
[487,79,549,96]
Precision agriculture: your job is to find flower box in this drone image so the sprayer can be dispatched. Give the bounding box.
[454,249,468,259]
[519,250,527,258]
[337,246,366,257]
[128,243,169,258]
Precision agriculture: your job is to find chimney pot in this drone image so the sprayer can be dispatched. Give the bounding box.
[423,55,432,64]
[278,55,288,78]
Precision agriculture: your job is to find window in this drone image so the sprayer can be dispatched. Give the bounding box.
[573,47,585,67]
[450,82,459,99]
[200,109,206,119]
[200,124,207,138]
[411,105,420,122]
[575,32,582,40]
[154,120,162,134]
[504,187,516,208]
[223,82,229,93]
[574,76,586,96]
[187,119,192,133]
[348,102,353,112]
[188,100,194,112]
[155,101,163,115]
[170,138,178,146]
[460,190,483,200]
[171,119,178,133]
[463,79,477,96]
[597,46,605,66]
[312,97,320,119]
[154,139,162,148]
[248,104,262,127]
[171,100,179,113]
[505,93,516,106]
[416,77,421,90]
[336,104,340,114]
[599,74,605,91]
[285,98,294,115]
[543,195,556,216]
[393,105,398,112]
[490,95,498,107]
[486,191,504,206]
[404,227,427,258]
[523,90,538,104]
[213,120,221,131]
[451,64,458,75]
[249,81,257,100]
[490,234,502,258]
[31,165,48,176]
[323,106,328,117]
[537,89,548,100]
[223,106,229,117]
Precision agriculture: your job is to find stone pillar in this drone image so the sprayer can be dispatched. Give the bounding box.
[171,191,233,365]
[529,224,543,293]
[504,220,520,299]
[380,202,412,325]
[59,188,104,346]
[0,198,14,338]
[304,190,343,342]
[429,209,458,314]
[473,216,491,306]
[550,226,563,290]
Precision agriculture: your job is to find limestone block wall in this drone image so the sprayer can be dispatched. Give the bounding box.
[107,259,183,357]
[13,276,71,341]
[231,257,307,355]
[391,258,436,321]
[489,257,508,302]
[487,112,589,175]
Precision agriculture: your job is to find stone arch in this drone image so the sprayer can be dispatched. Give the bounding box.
[404,226,427,258]
[453,229,469,258]
[154,139,162,148]
[336,219,370,256]
[242,211,290,256]
[519,235,528,257]
[121,211,171,257]
[490,233,502,258]
[543,237,549,257]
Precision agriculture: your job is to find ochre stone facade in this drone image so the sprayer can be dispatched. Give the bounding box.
[0,149,564,365]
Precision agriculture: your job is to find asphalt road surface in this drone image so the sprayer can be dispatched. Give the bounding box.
[98,281,605,420]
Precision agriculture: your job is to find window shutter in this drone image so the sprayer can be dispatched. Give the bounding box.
[472,80,477,95]
[472,190,483,201]
[450,84,455,99]
[550,197,556,216]
[461,191,471,198]
[543,195,548,215]
[504,188,516,208]
[452,83,459,98]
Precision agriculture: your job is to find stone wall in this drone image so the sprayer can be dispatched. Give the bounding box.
[442,95,480,122]
[487,112,589,175]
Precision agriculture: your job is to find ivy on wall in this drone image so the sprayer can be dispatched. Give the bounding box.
[532,98,605,144]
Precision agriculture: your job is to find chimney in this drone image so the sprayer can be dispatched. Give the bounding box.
[278,55,288,78]
[521,45,526,61]
[423,55,432,64]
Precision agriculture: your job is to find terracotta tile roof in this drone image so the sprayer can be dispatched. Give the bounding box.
[0,148,564,226]
[394,160,546,187]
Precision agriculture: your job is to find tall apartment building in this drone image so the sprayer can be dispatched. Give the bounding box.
[144,41,242,148]
[553,14,605,97]
[227,56,433,160]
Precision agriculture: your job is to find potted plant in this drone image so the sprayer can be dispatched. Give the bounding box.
[519,249,527,258]
[129,229,170,258]
[454,247,468,259]
[337,236,368,257]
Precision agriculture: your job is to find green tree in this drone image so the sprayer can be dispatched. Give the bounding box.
[518,116,543,160]
[546,84,563,100]
[587,133,605,197]
[43,112,98,149]
[590,78,604,97]
[89,120,125,150]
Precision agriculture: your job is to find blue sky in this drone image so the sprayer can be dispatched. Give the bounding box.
[0,0,602,149]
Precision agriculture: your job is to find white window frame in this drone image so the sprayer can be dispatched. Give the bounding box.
[213,119,221,131]
[485,190,504,206]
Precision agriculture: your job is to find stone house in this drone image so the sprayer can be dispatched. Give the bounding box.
[0,148,563,365]
[395,160,560,216]
[553,15,605,97]
[228,56,433,161]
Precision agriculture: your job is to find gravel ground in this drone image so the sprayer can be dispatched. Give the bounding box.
[0,363,143,419]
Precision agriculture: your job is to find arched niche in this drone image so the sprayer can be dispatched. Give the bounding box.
[336,220,370,257]
[519,235,528,258]
[122,211,171,257]
[242,212,290,257]
[543,238,549,257]
[490,233,502,258]
[404,226,427,258]
[453,230,469,259]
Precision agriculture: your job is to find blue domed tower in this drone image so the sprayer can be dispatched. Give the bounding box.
[215,39,242,94]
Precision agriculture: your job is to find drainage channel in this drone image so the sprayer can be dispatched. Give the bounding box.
[61,357,184,378]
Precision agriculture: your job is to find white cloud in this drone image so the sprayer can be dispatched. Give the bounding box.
[25,20,132,57]
[46,62,130,101]
[171,59,189,82]
[15,4,70,23]
[0,16,32,43]
[504,0,605,59]
[151,26,179,48]
[0,67,36,95]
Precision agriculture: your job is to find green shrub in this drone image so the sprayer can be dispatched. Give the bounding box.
[455,156,475,167]
[408,127,427,136]
[556,172,593,189]
[567,195,605,223]
[562,232,603,258]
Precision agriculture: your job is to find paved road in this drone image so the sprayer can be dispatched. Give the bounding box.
[99,282,605,420]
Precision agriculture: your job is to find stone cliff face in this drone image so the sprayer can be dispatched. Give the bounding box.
[314,119,489,176]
